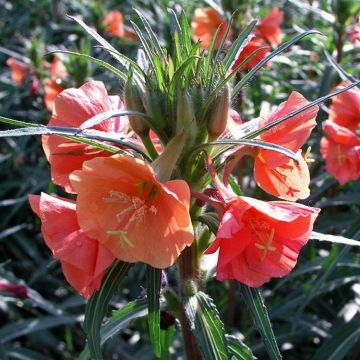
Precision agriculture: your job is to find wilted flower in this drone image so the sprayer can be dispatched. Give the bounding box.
[320,120,360,184]
[29,193,115,298]
[70,155,194,269]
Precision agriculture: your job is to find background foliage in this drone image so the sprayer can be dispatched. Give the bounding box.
[0,0,359,359]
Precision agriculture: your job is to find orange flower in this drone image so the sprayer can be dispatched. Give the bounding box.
[42,80,129,192]
[6,57,30,86]
[232,37,270,72]
[50,57,68,80]
[328,81,360,133]
[320,121,360,184]
[205,196,320,287]
[29,193,115,298]
[103,10,138,41]
[70,155,194,269]
[191,7,230,50]
[256,7,284,47]
[225,92,319,200]
[44,79,64,112]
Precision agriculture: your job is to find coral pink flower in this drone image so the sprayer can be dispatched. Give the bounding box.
[256,7,284,47]
[191,7,230,50]
[205,196,320,287]
[70,155,194,269]
[328,81,360,133]
[6,58,30,86]
[320,121,360,184]
[44,79,64,112]
[29,193,115,298]
[42,80,129,192]
[232,37,270,72]
[103,10,138,41]
[226,92,319,200]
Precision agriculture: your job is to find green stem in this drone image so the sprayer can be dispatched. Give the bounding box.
[140,132,159,160]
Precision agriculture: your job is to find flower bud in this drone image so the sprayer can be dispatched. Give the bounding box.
[207,84,230,139]
[124,73,149,136]
[176,88,197,142]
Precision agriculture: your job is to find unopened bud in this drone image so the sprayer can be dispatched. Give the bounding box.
[176,88,197,142]
[207,84,230,139]
[124,73,149,136]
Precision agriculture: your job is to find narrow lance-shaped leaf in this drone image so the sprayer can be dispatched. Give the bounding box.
[46,50,128,81]
[232,30,323,99]
[79,299,147,360]
[240,285,282,360]
[185,291,229,360]
[83,261,132,360]
[147,266,162,357]
[226,335,256,360]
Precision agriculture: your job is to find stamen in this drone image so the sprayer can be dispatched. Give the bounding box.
[304,146,315,163]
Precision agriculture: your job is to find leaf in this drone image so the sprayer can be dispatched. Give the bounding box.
[232,30,323,99]
[0,315,81,344]
[83,261,132,360]
[223,19,258,71]
[226,335,256,360]
[134,9,164,59]
[240,285,282,360]
[79,298,148,360]
[79,110,149,130]
[147,266,162,357]
[167,8,182,38]
[190,139,299,163]
[310,231,360,247]
[47,50,128,80]
[185,291,228,360]
[312,318,360,360]
[67,15,133,72]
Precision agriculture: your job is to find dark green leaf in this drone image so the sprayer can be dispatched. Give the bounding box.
[79,299,148,360]
[83,261,132,360]
[226,335,256,360]
[240,285,282,360]
[147,266,162,357]
[185,291,228,360]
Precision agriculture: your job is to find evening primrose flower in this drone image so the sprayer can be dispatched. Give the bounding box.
[42,80,129,192]
[70,155,194,269]
[29,193,115,298]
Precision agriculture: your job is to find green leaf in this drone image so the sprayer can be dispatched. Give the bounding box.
[180,11,192,54]
[185,291,228,360]
[312,318,360,360]
[147,266,162,357]
[240,285,282,360]
[134,9,164,60]
[0,315,80,344]
[167,8,182,38]
[190,139,299,163]
[232,30,323,99]
[83,261,132,360]
[310,231,360,247]
[79,298,148,360]
[160,325,176,360]
[223,19,258,70]
[47,50,127,81]
[226,335,256,360]
[79,110,149,130]
[67,15,134,73]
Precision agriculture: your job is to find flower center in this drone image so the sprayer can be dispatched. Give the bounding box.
[102,181,159,247]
